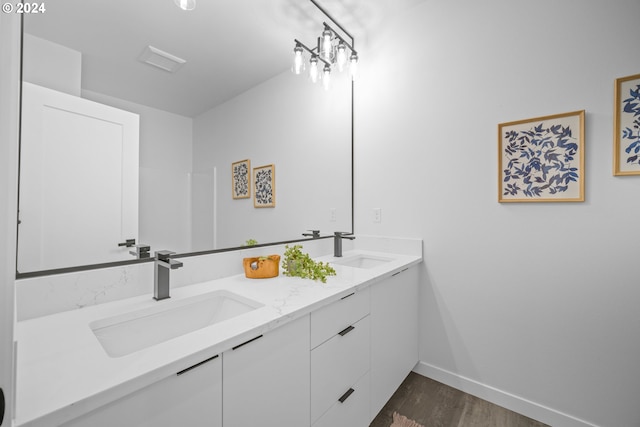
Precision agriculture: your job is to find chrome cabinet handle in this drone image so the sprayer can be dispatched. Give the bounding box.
[338,388,355,403]
[232,335,263,350]
[117,238,136,247]
[177,354,219,376]
[392,267,409,277]
[338,325,355,336]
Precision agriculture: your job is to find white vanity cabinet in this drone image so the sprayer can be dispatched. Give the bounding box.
[222,314,310,427]
[370,266,419,421]
[61,353,222,427]
[310,289,371,427]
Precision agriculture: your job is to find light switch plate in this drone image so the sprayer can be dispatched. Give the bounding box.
[373,208,382,223]
[330,208,337,222]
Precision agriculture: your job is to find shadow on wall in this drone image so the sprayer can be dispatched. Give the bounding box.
[417,263,480,385]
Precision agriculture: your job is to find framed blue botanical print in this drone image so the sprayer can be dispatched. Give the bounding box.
[614,73,640,176]
[498,110,585,202]
[232,159,251,199]
[253,164,275,208]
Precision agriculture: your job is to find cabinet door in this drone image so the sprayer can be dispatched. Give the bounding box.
[370,267,419,420]
[62,354,222,427]
[223,315,310,427]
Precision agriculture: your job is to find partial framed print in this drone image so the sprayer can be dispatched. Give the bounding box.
[253,164,275,208]
[498,110,585,203]
[613,73,640,176]
[232,159,250,199]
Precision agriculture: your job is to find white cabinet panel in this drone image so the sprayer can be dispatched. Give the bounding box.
[313,372,370,427]
[311,315,370,423]
[310,288,370,349]
[370,267,419,421]
[223,315,310,427]
[62,354,222,427]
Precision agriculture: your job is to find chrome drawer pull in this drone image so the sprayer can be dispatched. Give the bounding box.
[338,388,355,403]
[176,354,219,376]
[232,335,263,350]
[338,325,355,336]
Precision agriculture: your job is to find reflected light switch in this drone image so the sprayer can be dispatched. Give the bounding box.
[373,208,382,223]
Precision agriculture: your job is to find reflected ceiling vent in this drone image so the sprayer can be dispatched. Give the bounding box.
[138,45,186,73]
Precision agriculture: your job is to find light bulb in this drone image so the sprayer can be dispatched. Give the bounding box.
[174,0,196,11]
[321,29,332,60]
[292,45,304,75]
[336,42,347,72]
[309,56,319,83]
[349,52,359,80]
[322,64,331,91]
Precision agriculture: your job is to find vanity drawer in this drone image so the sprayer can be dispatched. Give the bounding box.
[310,287,369,349]
[311,315,370,424]
[312,371,370,427]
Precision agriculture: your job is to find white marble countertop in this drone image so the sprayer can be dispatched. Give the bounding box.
[15,249,422,427]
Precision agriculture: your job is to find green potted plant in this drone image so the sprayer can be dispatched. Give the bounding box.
[282,245,336,283]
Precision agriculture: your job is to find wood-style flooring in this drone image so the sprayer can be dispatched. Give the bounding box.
[369,372,550,427]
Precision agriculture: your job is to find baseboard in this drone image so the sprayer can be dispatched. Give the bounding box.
[413,361,599,427]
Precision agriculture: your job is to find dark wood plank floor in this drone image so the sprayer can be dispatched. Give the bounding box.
[370,372,550,427]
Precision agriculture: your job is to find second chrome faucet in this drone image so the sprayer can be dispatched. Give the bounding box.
[334,232,355,257]
[154,250,183,301]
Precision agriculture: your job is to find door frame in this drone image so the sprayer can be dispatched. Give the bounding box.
[0,10,21,426]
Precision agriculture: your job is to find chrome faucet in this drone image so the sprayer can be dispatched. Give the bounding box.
[334,232,355,257]
[302,229,320,238]
[130,244,151,259]
[154,250,183,301]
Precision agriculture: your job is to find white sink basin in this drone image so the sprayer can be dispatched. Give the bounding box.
[90,290,263,357]
[332,254,394,269]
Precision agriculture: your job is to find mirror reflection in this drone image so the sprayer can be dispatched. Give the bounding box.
[18,0,352,274]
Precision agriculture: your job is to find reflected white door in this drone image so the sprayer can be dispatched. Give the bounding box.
[18,83,139,272]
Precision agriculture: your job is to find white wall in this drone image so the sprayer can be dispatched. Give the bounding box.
[22,34,81,96]
[83,91,194,254]
[192,69,352,249]
[355,1,640,426]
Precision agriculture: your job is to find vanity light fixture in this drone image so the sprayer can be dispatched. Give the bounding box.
[293,44,305,75]
[292,0,359,90]
[174,0,195,11]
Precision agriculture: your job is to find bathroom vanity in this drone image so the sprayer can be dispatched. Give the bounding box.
[14,245,421,427]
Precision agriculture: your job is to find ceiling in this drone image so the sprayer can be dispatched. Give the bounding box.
[24,0,426,117]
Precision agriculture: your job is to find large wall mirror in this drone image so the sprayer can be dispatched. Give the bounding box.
[17,0,353,276]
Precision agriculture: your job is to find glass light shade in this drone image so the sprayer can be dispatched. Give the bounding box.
[349,52,358,80]
[336,43,347,72]
[322,64,331,91]
[321,29,332,60]
[309,57,319,83]
[174,0,196,11]
[292,46,304,75]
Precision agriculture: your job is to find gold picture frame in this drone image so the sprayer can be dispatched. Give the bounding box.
[231,159,250,199]
[253,164,275,208]
[613,73,640,176]
[498,110,585,203]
